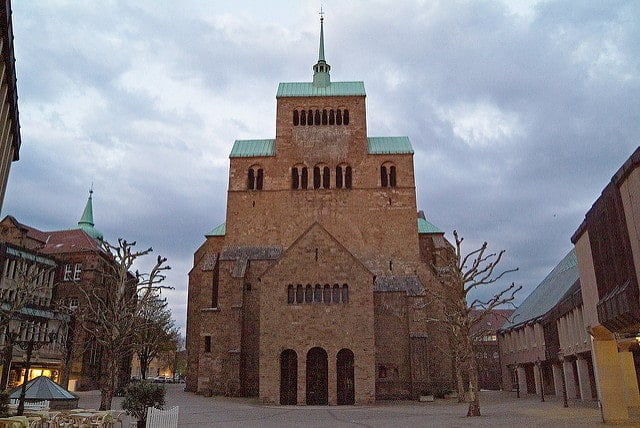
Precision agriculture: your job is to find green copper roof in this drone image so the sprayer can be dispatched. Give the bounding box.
[75,190,103,241]
[229,139,275,158]
[277,82,365,97]
[367,137,414,154]
[417,218,442,234]
[206,223,226,237]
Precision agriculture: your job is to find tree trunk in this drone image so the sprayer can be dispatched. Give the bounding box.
[465,336,481,417]
[99,350,117,410]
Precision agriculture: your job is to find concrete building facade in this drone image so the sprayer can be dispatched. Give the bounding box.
[186,18,455,404]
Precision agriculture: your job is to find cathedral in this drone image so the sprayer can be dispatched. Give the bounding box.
[186,17,455,405]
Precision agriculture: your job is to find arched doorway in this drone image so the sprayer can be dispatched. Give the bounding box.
[280,349,297,405]
[306,347,328,405]
[336,349,355,405]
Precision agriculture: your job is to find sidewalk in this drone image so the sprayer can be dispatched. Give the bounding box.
[75,384,628,427]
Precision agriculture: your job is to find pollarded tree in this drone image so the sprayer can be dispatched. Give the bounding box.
[77,239,171,410]
[133,294,178,380]
[433,231,520,417]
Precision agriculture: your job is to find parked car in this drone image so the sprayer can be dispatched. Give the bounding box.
[152,376,169,383]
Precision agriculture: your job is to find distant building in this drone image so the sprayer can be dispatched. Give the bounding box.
[186,17,457,405]
[498,249,596,400]
[571,146,640,422]
[0,0,21,214]
[471,309,513,390]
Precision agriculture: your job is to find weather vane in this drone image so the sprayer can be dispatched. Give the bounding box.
[319,6,324,22]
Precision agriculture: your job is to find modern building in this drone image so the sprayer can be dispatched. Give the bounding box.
[571,146,640,422]
[186,18,456,405]
[471,309,513,390]
[0,0,21,214]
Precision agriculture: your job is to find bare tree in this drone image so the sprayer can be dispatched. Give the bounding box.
[77,239,171,410]
[133,293,178,380]
[433,231,521,417]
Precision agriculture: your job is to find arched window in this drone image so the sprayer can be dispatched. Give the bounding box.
[336,109,343,125]
[292,168,299,189]
[315,110,321,125]
[343,109,349,125]
[380,165,388,187]
[332,284,340,303]
[247,168,255,190]
[296,284,303,304]
[345,166,352,189]
[336,166,343,189]
[322,166,330,189]
[293,110,299,126]
[256,168,264,190]
[287,285,294,304]
[322,109,328,125]
[313,166,321,189]
[308,109,313,126]
[341,284,349,303]
[389,165,396,187]
[305,284,313,303]
[300,110,306,126]
[323,284,331,304]
[301,167,308,189]
[314,284,322,302]
[381,163,396,188]
[329,109,335,125]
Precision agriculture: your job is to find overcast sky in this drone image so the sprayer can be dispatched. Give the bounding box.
[3,1,639,334]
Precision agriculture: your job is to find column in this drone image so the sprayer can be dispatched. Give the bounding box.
[534,364,542,395]
[562,360,577,400]
[618,349,640,407]
[517,365,527,395]
[592,339,628,422]
[575,357,593,400]
[552,364,564,396]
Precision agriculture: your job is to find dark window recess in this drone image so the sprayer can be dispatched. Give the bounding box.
[329,109,335,125]
[296,284,304,303]
[293,110,299,126]
[211,257,220,308]
[301,167,308,189]
[292,168,299,189]
[244,283,251,291]
[341,284,349,303]
[300,110,306,125]
[204,336,211,353]
[322,109,328,125]
[336,109,343,125]
[381,166,388,187]
[305,284,313,303]
[389,166,397,187]
[332,284,340,303]
[308,110,313,125]
[314,284,322,302]
[345,166,352,189]
[315,110,321,125]
[323,284,331,304]
[248,168,255,190]
[287,285,294,304]
[343,109,349,125]
[379,365,387,378]
[336,166,343,189]
[313,167,321,189]
[323,166,330,189]
[256,169,264,190]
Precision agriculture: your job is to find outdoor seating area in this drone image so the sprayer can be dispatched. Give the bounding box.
[0,409,125,428]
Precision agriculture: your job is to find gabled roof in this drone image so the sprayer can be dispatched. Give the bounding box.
[501,249,578,330]
[417,218,442,234]
[367,137,414,154]
[229,139,275,158]
[1,215,49,243]
[206,223,226,237]
[40,229,103,255]
[276,81,366,98]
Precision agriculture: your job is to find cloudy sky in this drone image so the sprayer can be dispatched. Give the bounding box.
[3,1,639,333]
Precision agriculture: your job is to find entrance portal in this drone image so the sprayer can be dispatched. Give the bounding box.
[336,348,355,405]
[280,349,297,405]
[306,347,328,405]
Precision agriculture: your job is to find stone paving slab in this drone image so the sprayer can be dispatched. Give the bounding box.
[74,384,640,427]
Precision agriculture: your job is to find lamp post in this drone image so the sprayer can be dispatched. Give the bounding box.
[6,316,61,416]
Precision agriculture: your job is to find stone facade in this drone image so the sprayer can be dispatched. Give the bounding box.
[186,20,455,404]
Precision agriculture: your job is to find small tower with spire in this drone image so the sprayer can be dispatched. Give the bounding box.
[312,9,331,88]
[75,188,103,241]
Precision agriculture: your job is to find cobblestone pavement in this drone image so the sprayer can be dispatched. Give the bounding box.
[75,384,640,427]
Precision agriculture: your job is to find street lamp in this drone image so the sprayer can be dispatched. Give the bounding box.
[6,316,62,416]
